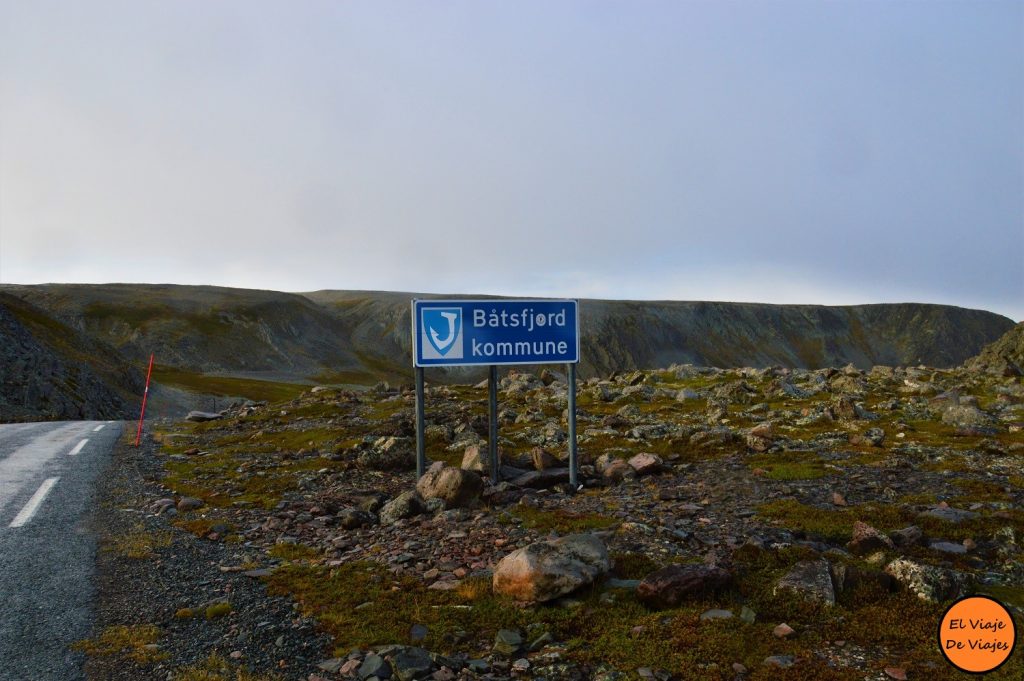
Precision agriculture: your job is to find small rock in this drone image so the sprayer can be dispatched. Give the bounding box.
[884,667,908,680]
[177,496,205,512]
[379,490,425,526]
[628,453,664,476]
[930,541,968,555]
[416,462,483,509]
[390,647,433,681]
[919,506,978,523]
[186,410,222,422]
[889,525,924,547]
[358,654,391,680]
[848,521,895,555]
[494,629,523,656]
[699,609,733,621]
[317,658,345,674]
[773,623,795,638]
[636,564,733,609]
[763,655,795,669]
[774,560,835,606]
[531,447,559,470]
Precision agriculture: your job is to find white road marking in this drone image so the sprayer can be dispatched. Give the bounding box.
[93,424,106,432]
[9,477,60,528]
[0,422,93,515]
[68,439,89,456]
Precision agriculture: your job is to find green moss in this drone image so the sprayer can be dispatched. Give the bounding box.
[151,365,308,403]
[610,552,662,579]
[106,528,173,559]
[205,602,233,620]
[758,498,1024,544]
[173,653,283,681]
[506,506,617,534]
[265,557,872,678]
[269,543,321,561]
[979,584,1024,610]
[72,624,168,664]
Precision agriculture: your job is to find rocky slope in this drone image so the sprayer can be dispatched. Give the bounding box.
[0,292,142,421]
[967,322,1024,376]
[2,285,1014,388]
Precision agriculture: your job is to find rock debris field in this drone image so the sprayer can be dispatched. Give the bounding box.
[82,333,1024,680]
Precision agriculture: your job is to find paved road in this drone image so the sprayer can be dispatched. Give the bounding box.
[0,420,123,681]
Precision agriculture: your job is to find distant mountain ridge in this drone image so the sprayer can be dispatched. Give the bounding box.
[1,285,1015,391]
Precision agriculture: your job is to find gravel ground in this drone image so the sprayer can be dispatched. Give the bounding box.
[84,424,333,680]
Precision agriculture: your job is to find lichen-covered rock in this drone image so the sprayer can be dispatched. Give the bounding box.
[379,490,424,526]
[942,404,993,428]
[884,558,969,602]
[358,436,414,470]
[774,559,835,606]
[492,534,610,602]
[636,564,733,609]
[416,461,483,509]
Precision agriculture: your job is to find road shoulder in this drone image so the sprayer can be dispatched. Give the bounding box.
[82,425,331,680]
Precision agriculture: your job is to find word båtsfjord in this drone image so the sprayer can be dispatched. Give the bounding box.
[473,308,568,332]
[471,307,570,357]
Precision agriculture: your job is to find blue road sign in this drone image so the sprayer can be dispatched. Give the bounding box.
[412,299,579,367]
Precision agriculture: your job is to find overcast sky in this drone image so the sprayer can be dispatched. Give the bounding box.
[1,1,1021,320]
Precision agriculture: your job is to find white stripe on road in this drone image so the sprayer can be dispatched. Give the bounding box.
[93,424,106,432]
[68,439,89,456]
[0,422,92,515]
[9,477,60,528]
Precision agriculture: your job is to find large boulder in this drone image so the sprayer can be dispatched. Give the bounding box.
[492,534,610,602]
[416,462,483,509]
[636,564,733,609]
[774,560,835,606]
[379,490,425,526]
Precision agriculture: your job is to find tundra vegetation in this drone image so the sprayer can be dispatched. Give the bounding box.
[80,324,1024,680]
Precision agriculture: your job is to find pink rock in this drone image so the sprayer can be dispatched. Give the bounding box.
[628,453,664,476]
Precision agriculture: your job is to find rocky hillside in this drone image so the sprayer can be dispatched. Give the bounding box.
[0,283,1015,397]
[307,291,1014,378]
[967,322,1024,376]
[0,292,142,421]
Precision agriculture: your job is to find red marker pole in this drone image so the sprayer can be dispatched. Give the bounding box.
[135,354,155,447]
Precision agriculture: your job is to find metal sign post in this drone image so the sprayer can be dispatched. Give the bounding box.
[411,299,580,486]
[488,365,499,484]
[415,366,426,478]
[567,362,578,488]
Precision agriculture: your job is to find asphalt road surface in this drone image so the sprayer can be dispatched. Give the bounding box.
[0,420,123,681]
